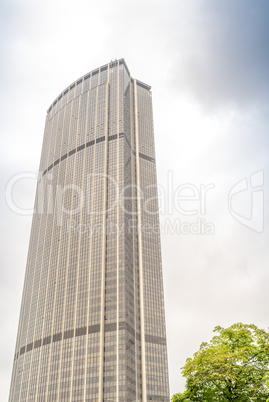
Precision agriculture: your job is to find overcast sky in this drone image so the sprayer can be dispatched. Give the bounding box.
[1,0,269,399]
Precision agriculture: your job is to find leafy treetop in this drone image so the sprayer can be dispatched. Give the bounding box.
[172,323,269,401]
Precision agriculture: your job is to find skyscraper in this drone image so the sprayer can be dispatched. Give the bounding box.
[9,59,169,402]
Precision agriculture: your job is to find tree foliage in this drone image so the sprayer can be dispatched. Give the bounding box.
[172,323,269,401]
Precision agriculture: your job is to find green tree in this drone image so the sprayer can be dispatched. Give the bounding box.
[172,323,269,401]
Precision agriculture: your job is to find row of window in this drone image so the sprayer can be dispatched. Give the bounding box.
[42,133,124,177]
[42,133,155,179]
[16,320,166,360]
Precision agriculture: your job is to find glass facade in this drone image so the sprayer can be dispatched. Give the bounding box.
[9,59,170,402]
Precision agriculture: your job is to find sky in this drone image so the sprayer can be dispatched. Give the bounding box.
[1,0,269,399]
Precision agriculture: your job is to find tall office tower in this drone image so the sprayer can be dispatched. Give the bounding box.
[9,59,169,402]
